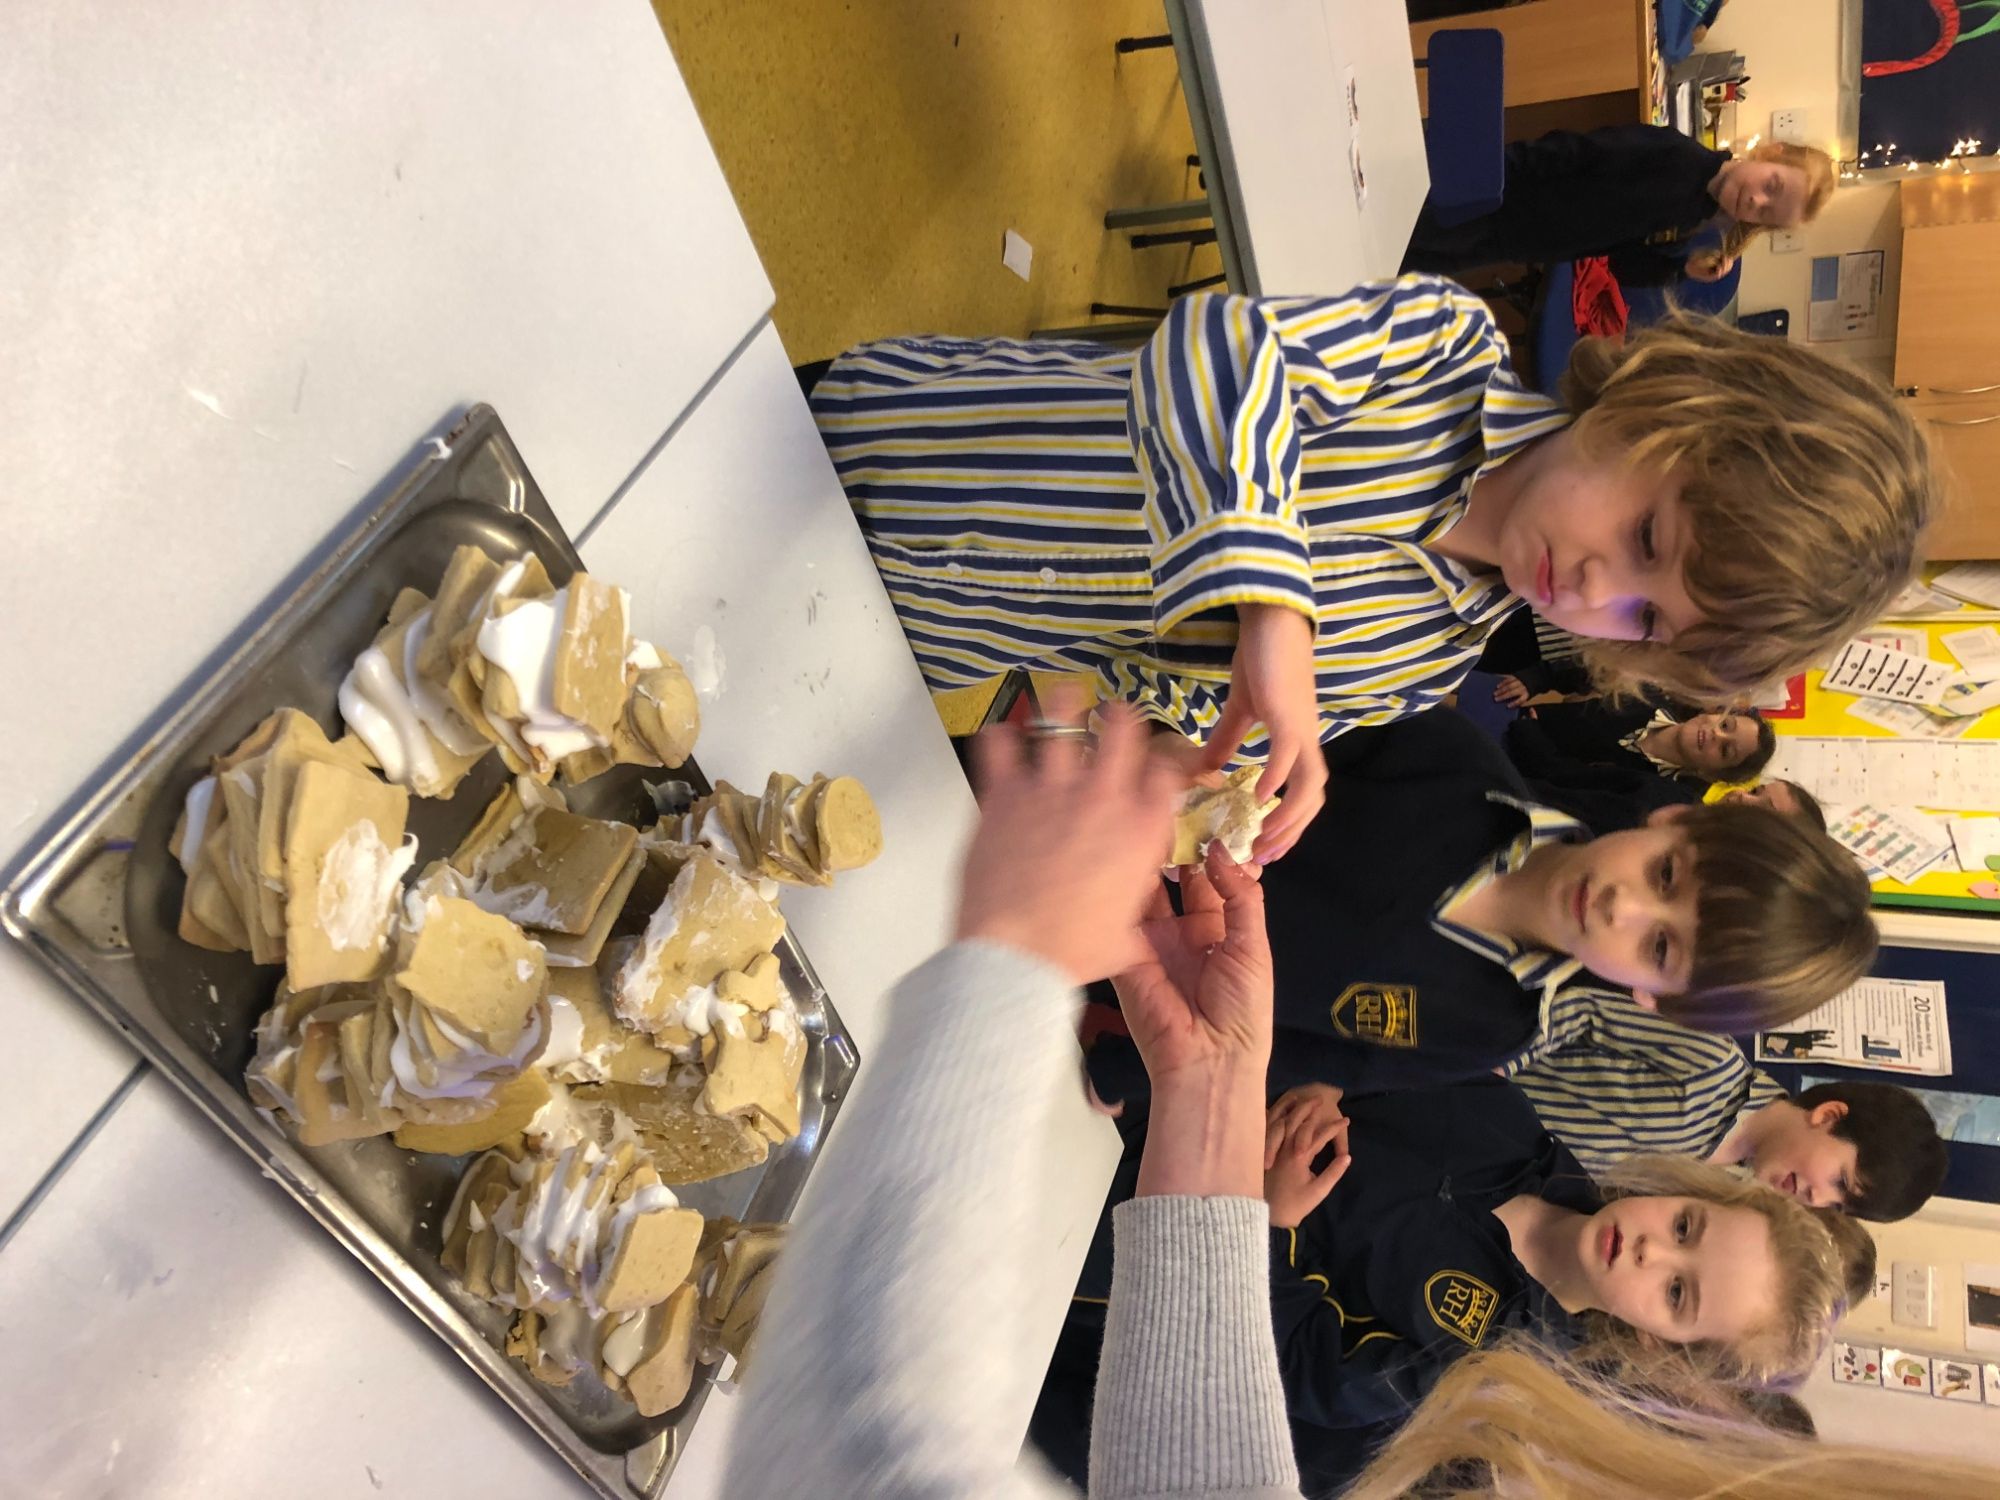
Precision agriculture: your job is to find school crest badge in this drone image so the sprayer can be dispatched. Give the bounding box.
[1424,1270,1498,1347]
[1329,983,1418,1047]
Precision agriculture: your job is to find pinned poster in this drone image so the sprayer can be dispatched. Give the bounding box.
[1821,638,1960,706]
[1825,804,1954,885]
[1831,1340,1883,1385]
[1933,1357,1983,1402]
[1942,625,2000,682]
[1882,1348,1934,1393]
[1753,977,1952,1075]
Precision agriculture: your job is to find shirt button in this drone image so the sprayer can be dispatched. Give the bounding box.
[1039,567,1057,582]
[946,563,964,576]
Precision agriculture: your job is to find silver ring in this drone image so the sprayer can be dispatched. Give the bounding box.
[1026,719,1093,742]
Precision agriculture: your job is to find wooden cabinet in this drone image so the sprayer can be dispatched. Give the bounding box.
[1896,180,2000,560]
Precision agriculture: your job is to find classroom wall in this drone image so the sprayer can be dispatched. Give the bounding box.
[1801,1194,2000,1453]
[1701,0,1899,376]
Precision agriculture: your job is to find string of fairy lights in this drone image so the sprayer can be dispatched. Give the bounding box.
[1844,137,1996,181]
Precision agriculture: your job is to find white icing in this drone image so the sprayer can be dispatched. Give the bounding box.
[387,1000,546,1102]
[400,608,490,755]
[339,646,443,793]
[474,586,606,762]
[539,995,587,1072]
[693,806,743,866]
[314,825,417,953]
[657,980,749,1043]
[627,639,663,672]
[178,776,217,874]
[600,1310,650,1378]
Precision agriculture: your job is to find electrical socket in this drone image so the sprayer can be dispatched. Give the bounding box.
[1770,109,1808,144]
[1891,1261,1937,1329]
[1769,229,1803,254]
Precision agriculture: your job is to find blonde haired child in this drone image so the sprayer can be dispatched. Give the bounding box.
[1347,1340,2000,1500]
[811,276,1934,858]
[1036,1080,1859,1493]
[1404,123,1834,286]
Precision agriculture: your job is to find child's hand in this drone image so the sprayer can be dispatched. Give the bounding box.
[1492,674,1530,708]
[1207,602,1327,863]
[1263,1082,1346,1168]
[1264,1109,1351,1230]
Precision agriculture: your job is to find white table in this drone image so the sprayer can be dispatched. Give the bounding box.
[1166,0,1430,295]
[0,8,1125,1489]
[0,0,771,1225]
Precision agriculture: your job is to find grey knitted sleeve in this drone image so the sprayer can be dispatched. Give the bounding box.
[1090,1195,1304,1500]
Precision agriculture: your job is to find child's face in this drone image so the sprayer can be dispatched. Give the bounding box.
[1664,712,1760,778]
[1493,432,1704,646]
[1745,1101,1861,1211]
[1718,161,1810,226]
[1576,1195,1778,1345]
[1522,822,1698,998]
[1724,781,1804,819]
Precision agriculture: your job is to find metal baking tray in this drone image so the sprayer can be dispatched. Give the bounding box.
[0,404,859,1498]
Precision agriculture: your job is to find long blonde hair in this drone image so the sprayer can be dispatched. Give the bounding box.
[1345,1341,2000,1500]
[1719,142,1837,261]
[1576,1156,1859,1395]
[1560,314,1938,702]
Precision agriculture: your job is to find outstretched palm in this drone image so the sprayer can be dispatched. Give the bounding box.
[1112,850,1273,1084]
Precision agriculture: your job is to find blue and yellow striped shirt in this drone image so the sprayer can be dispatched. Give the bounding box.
[814,275,1571,753]
[1509,993,1786,1176]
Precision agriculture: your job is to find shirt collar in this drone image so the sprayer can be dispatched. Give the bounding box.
[1432,793,1589,995]
[1620,710,1682,773]
[1418,371,1572,627]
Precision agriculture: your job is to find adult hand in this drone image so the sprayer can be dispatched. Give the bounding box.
[1114,848,1275,1087]
[1263,1110,1351,1230]
[955,697,1187,985]
[1206,602,1326,863]
[1117,846,1276,1200]
[1492,674,1530,708]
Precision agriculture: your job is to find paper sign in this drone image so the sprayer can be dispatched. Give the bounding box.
[1943,626,2000,682]
[1766,737,2000,809]
[1863,629,1927,657]
[1807,250,1882,342]
[1826,803,1954,884]
[1939,677,2000,720]
[1935,563,2000,610]
[1883,1348,1934,1393]
[1844,698,1974,739]
[1888,580,1968,616]
[1001,229,1034,282]
[1757,673,1807,717]
[1832,1341,1883,1384]
[1821,638,1959,706]
[1753,977,1952,1075]
[1949,815,2000,873]
[1934,1357,1984,1402]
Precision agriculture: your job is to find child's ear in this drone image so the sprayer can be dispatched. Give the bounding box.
[1646,804,1693,826]
[1629,991,1661,1012]
[1807,1100,1850,1132]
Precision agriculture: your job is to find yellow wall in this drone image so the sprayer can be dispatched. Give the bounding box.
[1772,585,2000,910]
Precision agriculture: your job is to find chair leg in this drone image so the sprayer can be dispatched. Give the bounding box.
[1034,320,1162,343]
[1091,303,1168,318]
[1104,198,1210,230]
[1167,271,1228,298]
[1115,34,1173,53]
[1131,227,1217,250]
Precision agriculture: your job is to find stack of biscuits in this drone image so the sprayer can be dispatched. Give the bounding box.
[667,772,882,888]
[245,892,551,1147]
[442,1138,787,1416]
[174,708,415,991]
[337,543,700,798]
[1169,765,1279,867]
